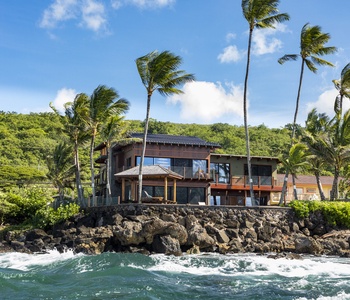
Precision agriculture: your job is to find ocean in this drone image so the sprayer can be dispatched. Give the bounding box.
[1,250,350,300]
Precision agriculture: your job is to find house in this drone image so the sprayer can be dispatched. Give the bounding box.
[270,174,336,204]
[95,133,220,204]
[210,154,281,206]
[94,133,282,206]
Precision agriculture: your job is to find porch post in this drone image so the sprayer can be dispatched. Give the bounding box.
[173,179,177,203]
[121,178,125,202]
[164,177,168,201]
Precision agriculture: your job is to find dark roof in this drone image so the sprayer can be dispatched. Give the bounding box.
[114,165,183,180]
[130,133,220,148]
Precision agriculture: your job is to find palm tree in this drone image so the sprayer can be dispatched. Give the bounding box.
[100,115,126,204]
[50,95,90,203]
[278,23,337,205]
[279,143,309,201]
[333,62,350,114]
[135,50,195,203]
[86,85,129,203]
[63,95,90,203]
[302,108,330,200]
[242,0,289,204]
[46,142,76,203]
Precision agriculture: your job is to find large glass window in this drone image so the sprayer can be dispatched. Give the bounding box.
[136,156,170,167]
[244,164,272,185]
[210,163,230,183]
[193,160,207,177]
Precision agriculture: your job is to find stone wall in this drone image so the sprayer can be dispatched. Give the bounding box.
[1,204,350,257]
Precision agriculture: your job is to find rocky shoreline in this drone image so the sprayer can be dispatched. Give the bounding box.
[1,204,350,257]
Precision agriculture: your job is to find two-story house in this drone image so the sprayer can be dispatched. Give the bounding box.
[94,133,282,206]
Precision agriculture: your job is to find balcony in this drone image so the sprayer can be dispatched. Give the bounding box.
[211,174,279,188]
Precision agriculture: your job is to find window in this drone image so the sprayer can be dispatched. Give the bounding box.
[244,164,272,185]
[210,163,230,183]
[136,156,170,167]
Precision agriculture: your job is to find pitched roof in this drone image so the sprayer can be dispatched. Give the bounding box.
[129,133,221,148]
[277,174,335,185]
[114,165,183,180]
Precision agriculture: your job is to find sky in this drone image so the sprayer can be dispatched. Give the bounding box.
[0,0,349,129]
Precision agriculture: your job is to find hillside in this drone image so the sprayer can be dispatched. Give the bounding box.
[0,112,291,187]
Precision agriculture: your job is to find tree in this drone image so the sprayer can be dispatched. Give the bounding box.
[50,94,90,203]
[301,108,330,200]
[135,50,195,202]
[333,62,350,114]
[46,142,76,202]
[85,85,129,203]
[279,143,309,201]
[278,23,337,204]
[242,0,289,204]
[100,115,126,203]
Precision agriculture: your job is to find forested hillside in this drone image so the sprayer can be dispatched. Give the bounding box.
[0,112,291,187]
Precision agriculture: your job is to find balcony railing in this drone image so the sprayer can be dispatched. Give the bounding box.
[211,174,278,187]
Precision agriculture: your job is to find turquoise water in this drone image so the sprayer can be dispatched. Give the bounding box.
[1,251,350,300]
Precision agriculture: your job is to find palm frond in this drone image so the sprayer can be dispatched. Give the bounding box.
[278,54,298,65]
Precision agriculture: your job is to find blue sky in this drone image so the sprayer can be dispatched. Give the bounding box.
[0,0,349,128]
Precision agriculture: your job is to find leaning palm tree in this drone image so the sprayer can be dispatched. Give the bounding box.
[86,85,129,203]
[135,50,195,203]
[278,23,337,205]
[242,0,289,205]
[333,62,350,114]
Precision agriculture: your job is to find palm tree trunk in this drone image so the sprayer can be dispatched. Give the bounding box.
[74,139,84,203]
[243,27,255,205]
[315,171,326,200]
[331,166,339,200]
[292,174,298,200]
[280,60,305,205]
[106,143,112,204]
[291,59,305,140]
[138,93,152,203]
[279,171,289,205]
[90,128,97,205]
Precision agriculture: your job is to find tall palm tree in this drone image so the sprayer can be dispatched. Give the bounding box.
[242,0,289,205]
[86,85,129,203]
[63,94,90,203]
[278,23,337,205]
[333,62,350,114]
[46,142,76,203]
[135,50,195,203]
[50,95,90,203]
[279,143,309,201]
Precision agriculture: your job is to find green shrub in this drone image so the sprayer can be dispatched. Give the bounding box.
[289,200,350,228]
[35,203,81,228]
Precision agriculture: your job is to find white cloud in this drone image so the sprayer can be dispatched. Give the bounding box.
[305,87,350,116]
[168,81,244,123]
[80,0,107,32]
[40,0,78,28]
[112,0,175,9]
[218,45,244,63]
[226,32,236,42]
[40,0,107,32]
[252,23,287,55]
[52,88,77,113]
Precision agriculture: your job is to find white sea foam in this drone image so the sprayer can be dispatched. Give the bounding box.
[0,249,79,271]
[148,253,350,279]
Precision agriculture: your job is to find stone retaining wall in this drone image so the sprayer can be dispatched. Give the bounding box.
[1,204,350,257]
